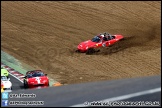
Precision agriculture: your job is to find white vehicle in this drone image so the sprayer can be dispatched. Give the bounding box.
[1,75,12,91]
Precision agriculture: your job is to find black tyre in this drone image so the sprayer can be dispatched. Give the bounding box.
[75,49,79,53]
[75,50,79,52]
[86,48,96,55]
[24,82,28,89]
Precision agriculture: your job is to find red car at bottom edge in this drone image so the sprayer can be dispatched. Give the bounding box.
[23,70,49,89]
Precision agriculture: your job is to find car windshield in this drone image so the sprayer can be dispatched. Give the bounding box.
[27,71,45,78]
[91,36,101,42]
[27,74,33,78]
[1,76,8,81]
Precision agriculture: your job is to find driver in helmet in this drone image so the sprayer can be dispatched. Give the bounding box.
[103,32,113,41]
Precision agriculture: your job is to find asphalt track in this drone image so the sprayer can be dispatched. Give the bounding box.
[8,74,24,91]
[6,75,161,107]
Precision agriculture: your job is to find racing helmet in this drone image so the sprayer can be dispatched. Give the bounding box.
[100,34,104,37]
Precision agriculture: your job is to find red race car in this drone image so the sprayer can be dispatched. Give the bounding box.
[76,32,124,54]
[23,70,49,89]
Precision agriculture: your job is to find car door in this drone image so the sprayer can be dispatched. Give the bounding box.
[103,38,116,47]
[109,39,116,46]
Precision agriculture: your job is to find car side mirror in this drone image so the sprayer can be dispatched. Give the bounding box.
[45,74,47,76]
[8,78,10,81]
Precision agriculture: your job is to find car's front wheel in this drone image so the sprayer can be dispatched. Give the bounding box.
[86,48,96,55]
[24,81,28,89]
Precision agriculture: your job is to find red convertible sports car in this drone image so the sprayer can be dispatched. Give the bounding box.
[76,32,124,54]
[23,70,49,89]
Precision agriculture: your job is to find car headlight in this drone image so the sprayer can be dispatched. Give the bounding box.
[43,80,47,83]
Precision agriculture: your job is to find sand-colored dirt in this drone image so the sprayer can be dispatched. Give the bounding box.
[1,1,161,84]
